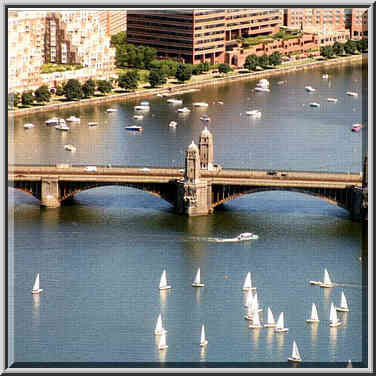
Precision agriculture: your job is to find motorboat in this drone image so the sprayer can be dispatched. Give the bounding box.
[192,268,205,287]
[255,87,270,92]
[177,107,191,113]
[45,117,59,125]
[167,98,183,105]
[246,110,262,117]
[168,121,177,128]
[55,122,70,131]
[305,86,316,92]
[327,98,338,103]
[217,101,224,105]
[159,270,172,290]
[288,340,302,362]
[32,273,43,294]
[257,79,269,89]
[134,105,150,111]
[193,102,209,107]
[133,115,144,120]
[306,303,320,323]
[24,123,34,129]
[125,125,142,131]
[346,91,358,96]
[322,73,329,79]
[336,291,349,312]
[200,325,208,346]
[88,122,99,126]
[140,101,149,106]
[352,124,362,132]
[106,108,117,112]
[66,115,80,122]
[309,102,320,107]
[200,115,211,122]
[237,232,258,241]
[64,144,76,152]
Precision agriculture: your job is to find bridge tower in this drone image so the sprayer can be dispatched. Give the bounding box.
[199,127,214,170]
[176,140,212,216]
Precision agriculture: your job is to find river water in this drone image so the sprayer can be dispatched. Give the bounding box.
[8,62,368,368]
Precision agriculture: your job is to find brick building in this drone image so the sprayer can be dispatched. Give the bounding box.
[99,10,127,36]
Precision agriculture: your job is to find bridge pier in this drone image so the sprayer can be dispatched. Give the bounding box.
[40,177,61,208]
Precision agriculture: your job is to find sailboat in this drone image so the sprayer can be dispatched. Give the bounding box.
[251,292,262,314]
[31,273,43,294]
[154,314,167,335]
[288,340,302,362]
[242,272,256,291]
[200,325,208,346]
[158,330,168,350]
[159,270,171,290]
[192,268,205,287]
[320,268,334,288]
[263,307,276,327]
[275,312,288,332]
[336,291,349,312]
[329,302,342,327]
[244,288,253,307]
[248,310,262,329]
[306,303,320,323]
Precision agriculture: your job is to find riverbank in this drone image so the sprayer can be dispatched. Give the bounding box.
[9,53,366,118]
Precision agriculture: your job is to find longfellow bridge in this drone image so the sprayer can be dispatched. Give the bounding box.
[8,128,368,220]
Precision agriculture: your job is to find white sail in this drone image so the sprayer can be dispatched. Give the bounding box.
[267,307,275,325]
[292,340,301,360]
[330,303,338,324]
[324,269,332,285]
[200,325,207,344]
[159,270,168,289]
[311,303,319,321]
[32,273,40,291]
[276,312,284,329]
[243,272,252,290]
[252,292,259,312]
[340,291,348,310]
[155,314,163,334]
[253,310,261,326]
[245,289,253,307]
[194,269,201,284]
[159,330,167,348]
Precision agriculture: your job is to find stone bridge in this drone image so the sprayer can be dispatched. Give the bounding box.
[8,128,367,220]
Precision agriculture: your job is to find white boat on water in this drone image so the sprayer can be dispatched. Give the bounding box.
[24,123,34,129]
[192,268,205,287]
[140,101,149,106]
[66,115,80,122]
[322,73,329,79]
[158,330,168,350]
[32,273,43,294]
[309,102,320,107]
[255,87,270,92]
[320,268,334,288]
[106,108,117,112]
[55,123,70,131]
[263,307,276,327]
[327,98,338,103]
[177,107,191,113]
[200,325,208,347]
[306,303,320,323]
[246,110,262,117]
[336,291,349,312]
[169,121,177,128]
[125,125,142,131]
[257,79,269,88]
[45,117,59,125]
[329,302,342,327]
[134,105,150,111]
[346,91,358,96]
[244,288,254,308]
[88,122,99,126]
[193,102,208,107]
[305,86,316,92]
[288,340,302,362]
[155,313,167,335]
[167,98,183,105]
[237,232,258,241]
[275,312,288,332]
[242,272,256,291]
[133,115,144,120]
[64,144,76,152]
[200,115,211,122]
[159,270,172,290]
[248,310,262,329]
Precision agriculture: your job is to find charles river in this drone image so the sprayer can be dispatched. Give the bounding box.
[8,62,368,367]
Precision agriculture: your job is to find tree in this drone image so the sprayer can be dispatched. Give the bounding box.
[110,31,127,47]
[269,51,281,66]
[115,44,128,68]
[21,91,34,106]
[143,46,157,69]
[82,78,96,98]
[333,41,345,56]
[175,64,192,83]
[118,70,139,91]
[244,54,258,71]
[344,40,358,55]
[320,45,334,59]
[258,53,269,67]
[218,63,232,74]
[202,62,210,72]
[192,63,204,75]
[64,79,83,101]
[357,39,368,52]
[34,84,51,103]
[55,86,64,96]
[148,68,167,88]
[96,80,112,94]
[8,92,20,108]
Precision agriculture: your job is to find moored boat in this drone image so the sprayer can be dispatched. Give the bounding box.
[64,144,76,152]
[193,102,208,107]
[88,122,99,126]
[45,117,59,125]
[125,125,142,131]
[346,91,358,96]
[327,98,338,103]
[322,73,329,79]
[352,124,362,132]
[255,87,270,92]
[246,110,262,117]
[106,108,117,112]
[200,115,211,122]
[55,122,70,131]
[66,115,80,122]
[168,121,177,128]
[133,115,144,120]
[305,86,316,92]
[237,232,258,241]
[167,98,183,105]
[177,107,191,113]
[24,123,34,129]
[134,105,150,111]
[309,102,320,107]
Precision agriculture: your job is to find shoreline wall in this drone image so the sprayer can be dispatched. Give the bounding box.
[9,54,366,118]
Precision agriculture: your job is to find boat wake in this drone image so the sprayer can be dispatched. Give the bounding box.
[332,282,364,289]
[207,235,259,243]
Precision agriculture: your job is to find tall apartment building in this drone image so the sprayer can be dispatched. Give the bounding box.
[126,9,282,65]
[8,10,115,93]
[99,10,127,36]
[345,8,368,39]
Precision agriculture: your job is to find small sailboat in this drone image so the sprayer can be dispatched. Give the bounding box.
[248,310,262,329]
[306,303,320,323]
[320,268,334,288]
[347,360,352,368]
[242,272,256,291]
[275,312,288,333]
[329,302,342,327]
[336,291,349,312]
[200,325,208,347]
[31,273,43,294]
[158,330,168,350]
[288,340,302,362]
[251,292,262,314]
[159,270,172,290]
[192,268,205,287]
[263,307,276,327]
[154,314,167,335]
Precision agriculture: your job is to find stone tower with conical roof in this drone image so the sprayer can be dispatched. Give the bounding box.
[185,140,201,183]
[199,127,213,170]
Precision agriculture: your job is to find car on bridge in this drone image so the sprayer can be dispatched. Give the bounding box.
[85,166,97,172]
[267,170,277,176]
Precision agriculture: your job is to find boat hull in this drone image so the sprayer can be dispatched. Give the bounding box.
[159,286,172,290]
[158,345,168,350]
[242,287,257,291]
[263,324,276,328]
[336,307,349,312]
[309,281,322,285]
[306,319,320,323]
[329,322,342,327]
[320,283,334,288]
[275,328,289,333]
[32,289,43,294]
[288,357,302,362]
[248,324,262,329]
[192,283,205,287]
[200,341,208,347]
[155,329,168,335]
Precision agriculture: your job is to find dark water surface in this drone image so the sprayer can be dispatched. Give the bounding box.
[8,63,367,366]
